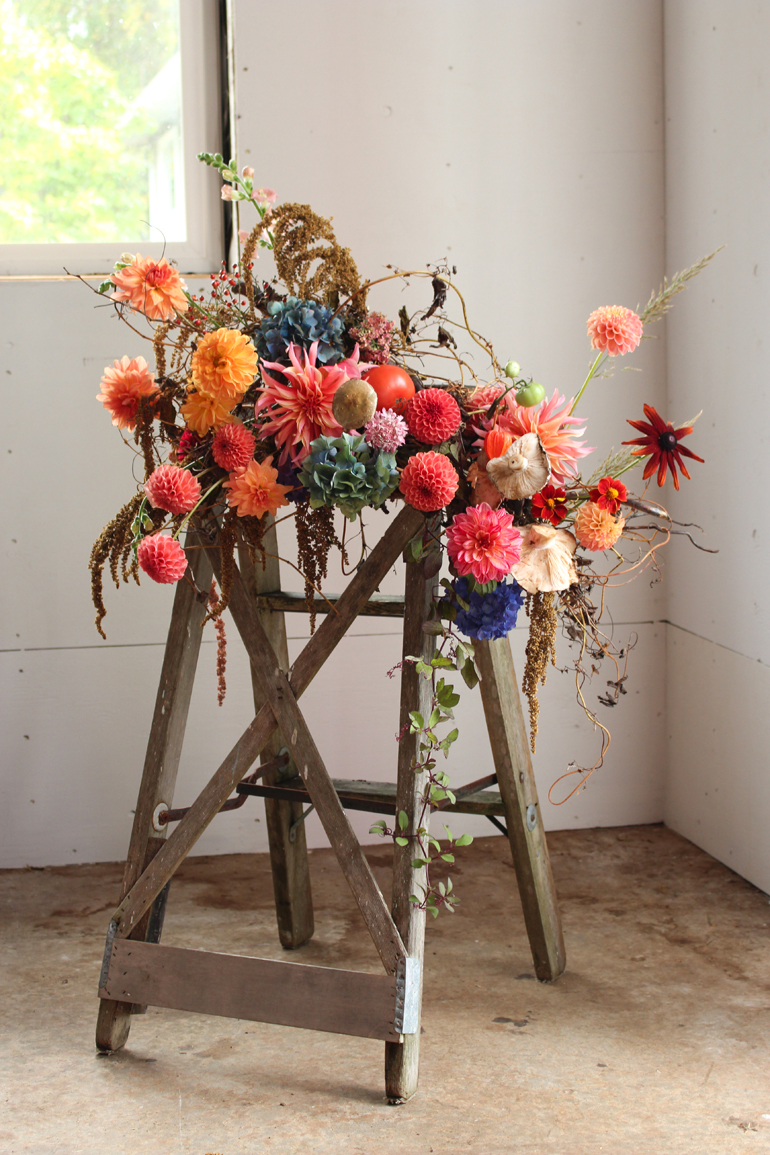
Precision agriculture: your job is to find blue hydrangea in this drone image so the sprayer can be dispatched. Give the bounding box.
[256,296,347,365]
[297,433,400,520]
[453,576,526,640]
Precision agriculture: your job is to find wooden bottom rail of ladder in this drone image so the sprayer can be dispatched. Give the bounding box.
[98,935,421,1043]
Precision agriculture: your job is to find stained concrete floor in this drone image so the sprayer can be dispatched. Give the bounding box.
[2,827,770,1155]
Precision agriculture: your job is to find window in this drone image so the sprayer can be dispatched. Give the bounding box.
[0,0,223,275]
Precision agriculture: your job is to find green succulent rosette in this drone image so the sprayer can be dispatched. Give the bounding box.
[297,433,400,520]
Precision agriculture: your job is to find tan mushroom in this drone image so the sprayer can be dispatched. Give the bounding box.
[512,523,578,593]
[486,432,550,500]
[332,378,378,429]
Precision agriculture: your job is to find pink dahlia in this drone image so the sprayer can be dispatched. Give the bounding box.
[465,383,505,418]
[212,422,256,472]
[446,503,522,584]
[137,534,188,584]
[255,341,345,466]
[491,390,593,485]
[586,306,643,357]
[96,355,158,431]
[399,451,459,512]
[111,255,189,321]
[144,464,202,515]
[364,408,408,452]
[574,502,625,551]
[406,388,462,444]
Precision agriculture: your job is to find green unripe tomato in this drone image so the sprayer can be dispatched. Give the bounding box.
[504,360,521,380]
[515,380,546,408]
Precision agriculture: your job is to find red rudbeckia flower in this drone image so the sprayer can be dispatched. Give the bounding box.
[622,404,704,490]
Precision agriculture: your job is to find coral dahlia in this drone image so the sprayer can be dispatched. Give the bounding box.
[224,456,292,519]
[111,255,189,321]
[96,355,158,431]
[212,423,256,472]
[574,502,625,551]
[144,464,202,514]
[446,503,522,584]
[406,387,462,444]
[255,342,346,465]
[179,391,236,437]
[489,390,593,485]
[399,451,459,512]
[586,306,643,357]
[192,329,258,402]
[137,534,188,584]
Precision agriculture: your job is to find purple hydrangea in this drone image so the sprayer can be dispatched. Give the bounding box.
[453,577,526,640]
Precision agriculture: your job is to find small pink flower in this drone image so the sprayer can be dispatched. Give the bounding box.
[446,503,522,584]
[221,185,235,201]
[586,306,643,357]
[255,187,277,206]
[137,534,188,584]
[364,408,408,452]
[238,229,251,244]
[242,166,255,179]
[144,464,202,514]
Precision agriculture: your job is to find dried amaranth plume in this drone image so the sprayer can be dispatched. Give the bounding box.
[522,591,558,753]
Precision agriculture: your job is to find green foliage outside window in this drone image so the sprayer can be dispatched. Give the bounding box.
[0,0,180,244]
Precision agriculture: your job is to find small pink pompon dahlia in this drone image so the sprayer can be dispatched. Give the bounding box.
[144,464,202,515]
[111,255,189,321]
[586,306,643,357]
[212,422,256,472]
[574,501,625,551]
[137,534,188,584]
[364,408,408,452]
[255,342,345,466]
[399,451,459,512]
[96,355,158,431]
[446,503,522,584]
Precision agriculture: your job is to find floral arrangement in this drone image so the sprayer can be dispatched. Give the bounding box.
[87,151,714,915]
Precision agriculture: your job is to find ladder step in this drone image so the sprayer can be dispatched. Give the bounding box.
[236,777,506,817]
[99,939,411,1040]
[258,591,406,617]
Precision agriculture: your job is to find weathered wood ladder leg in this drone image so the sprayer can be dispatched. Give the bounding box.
[385,549,436,1103]
[239,519,314,950]
[96,543,213,1052]
[475,638,566,982]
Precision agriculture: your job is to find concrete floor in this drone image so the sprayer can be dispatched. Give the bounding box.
[2,827,770,1155]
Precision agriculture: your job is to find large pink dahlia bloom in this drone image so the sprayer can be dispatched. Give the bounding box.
[446,503,522,584]
[137,534,188,583]
[586,306,643,357]
[255,342,345,465]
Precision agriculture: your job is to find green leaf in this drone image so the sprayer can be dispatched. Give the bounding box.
[395,836,409,847]
[409,711,424,731]
[422,621,445,636]
[455,833,474,846]
[445,790,456,805]
[438,881,446,896]
[97,279,113,294]
[429,906,440,918]
[428,707,441,729]
[431,655,454,668]
[441,853,455,863]
[411,857,430,868]
[460,660,480,689]
[398,810,409,831]
[369,821,386,835]
[429,786,447,802]
[408,895,420,905]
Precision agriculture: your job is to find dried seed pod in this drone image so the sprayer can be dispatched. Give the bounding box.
[332,378,378,429]
[486,432,550,500]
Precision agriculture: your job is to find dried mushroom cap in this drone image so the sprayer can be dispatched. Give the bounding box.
[331,378,378,429]
[512,522,578,594]
[486,432,550,500]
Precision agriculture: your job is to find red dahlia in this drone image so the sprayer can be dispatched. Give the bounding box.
[405,387,462,444]
[399,451,459,511]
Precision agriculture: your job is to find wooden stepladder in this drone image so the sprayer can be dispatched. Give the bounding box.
[96,505,565,1101]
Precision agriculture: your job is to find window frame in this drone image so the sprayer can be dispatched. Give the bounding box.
[0,0,225,277]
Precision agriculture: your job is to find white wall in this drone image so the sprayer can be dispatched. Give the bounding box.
[1,1,670,868]
[663,1,770,891]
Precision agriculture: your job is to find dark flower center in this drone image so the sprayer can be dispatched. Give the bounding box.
[659,431,678,451]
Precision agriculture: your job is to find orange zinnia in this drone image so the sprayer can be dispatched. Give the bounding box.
[192,329,259,402]
[179,391,236,436]
[111,255,189,321]
[224,457,291,519]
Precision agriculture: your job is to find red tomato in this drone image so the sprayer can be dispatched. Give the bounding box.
[363,365,416,412]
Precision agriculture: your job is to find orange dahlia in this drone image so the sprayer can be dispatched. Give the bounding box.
[574,502,625,551]
[192,329,259,402]
[96,355,158,431]
[111,255,189,321]
[224,457,292,519]
[179,391,236,437]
